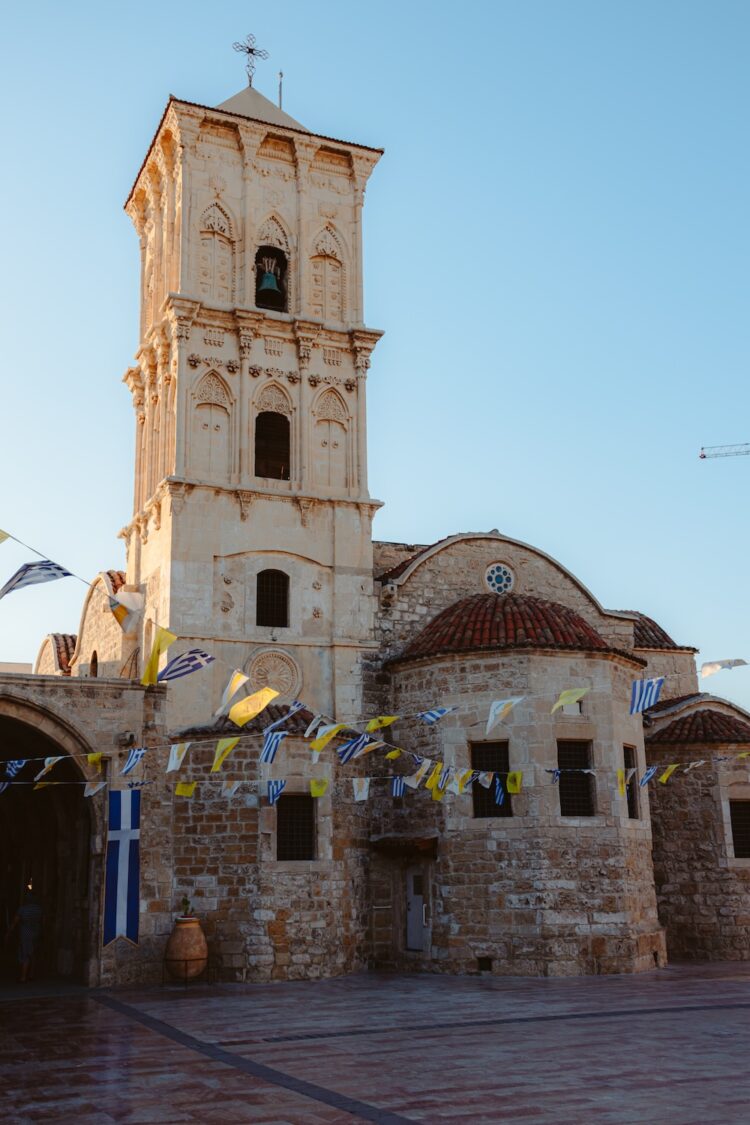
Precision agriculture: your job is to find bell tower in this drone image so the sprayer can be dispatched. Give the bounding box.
[121,74,383,724]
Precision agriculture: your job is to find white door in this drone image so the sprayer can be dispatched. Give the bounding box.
[406,866,427,952]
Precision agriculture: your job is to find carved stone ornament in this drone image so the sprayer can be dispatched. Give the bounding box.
[188,353,201,368]
[235,490,254,521]
[195,373,231,408]
[256,216,289,253]
[312,579,322,590]
[255,384,291,416]
[296,498,315,527]
[286,372,300,385]
[226,359,239,374]
[201,202,232,237]
[208,174,227,197]
[240,334,255,358]
[344,379,356,393]
[315,388,348,424]
[246,649,301,698]
[308,374,320,387]
[204,328,224,347]
[312,607,322,619]
[323,348,342,367]
[313,227,341,260]
[248,365,263,378]
[264,337,284,357]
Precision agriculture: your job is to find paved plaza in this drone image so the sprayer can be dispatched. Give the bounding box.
[2,963,750,1123]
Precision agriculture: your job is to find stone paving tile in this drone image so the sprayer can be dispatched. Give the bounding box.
[3,963,750,1123]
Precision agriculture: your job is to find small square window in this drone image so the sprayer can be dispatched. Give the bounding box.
[557,741,596,817]
[276,795,316,860]
[471,742,513,818]
[730,801,750,859]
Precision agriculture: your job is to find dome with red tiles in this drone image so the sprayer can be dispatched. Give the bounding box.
[389,593,626,665]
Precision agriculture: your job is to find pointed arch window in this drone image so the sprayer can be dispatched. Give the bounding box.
[255,411,290,480]
[257,569,289,628]
[198,205,234,304]
[255,245,288,312]
[310,229,344,322]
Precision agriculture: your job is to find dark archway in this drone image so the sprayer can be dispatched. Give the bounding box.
[0,715,92,983]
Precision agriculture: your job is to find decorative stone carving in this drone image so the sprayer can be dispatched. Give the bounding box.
[313,227,342,260]
[208,174,226,197]
[256,216,289,253]
[226,359,239,374]
[344,379,356,393]
[195,373,231,408]
[188,353,201,368]
[286,372,300,385]
[312,579,322,591]
[315,388,348,424]
[255,384,291,416]
[296,498,315,527]
[323,348,342,366]
[264,337,284,357]
[248,365,262,378]
[235,490,254,521]
[201,202,232,236]
[312,607,322,619]
[308,374,320,387]
[203,328,224,347]
[247,649,301,698]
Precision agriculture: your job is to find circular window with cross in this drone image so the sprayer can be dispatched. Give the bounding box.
[485,562,514,595]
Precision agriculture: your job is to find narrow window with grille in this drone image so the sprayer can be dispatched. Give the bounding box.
[256,569,289,628]
[557,741,596,816]
[729,801,750,859]
[276,795,316,860]
[623,745,639,819]
[471,742,512,818]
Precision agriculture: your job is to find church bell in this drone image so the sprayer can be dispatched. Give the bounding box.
[258,269,281,295]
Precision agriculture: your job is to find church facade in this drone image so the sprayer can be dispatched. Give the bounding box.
[3,78,750,985]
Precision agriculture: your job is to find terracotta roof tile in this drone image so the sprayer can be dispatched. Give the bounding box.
[647,710,750,744]
[377,538,446,582]
[171,702,314,740]
[388,594,642,666]
[51,633,77,675]
[622,611,694,650]
[644,693,702,716]
[105,570,126,594]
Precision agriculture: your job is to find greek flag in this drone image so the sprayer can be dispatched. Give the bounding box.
[5,759,25,778]
[121,746,147,776]
[157,648,215,682]
[267,779,286,806]
[416,706,458,725]
[391,776,406,797]
[263,701,305,734]
[494,776,505,805]
[261,730,288,764]
[639,765,659,787]
[103,790,140,946]
[630,677,665,714]
[0,559,72,601]
[337,733,371,764]
[548,769,561,784]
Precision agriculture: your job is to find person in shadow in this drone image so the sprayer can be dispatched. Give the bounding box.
[6,888,43,982]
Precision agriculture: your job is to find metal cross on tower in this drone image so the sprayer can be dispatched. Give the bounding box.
[232,33,269,87]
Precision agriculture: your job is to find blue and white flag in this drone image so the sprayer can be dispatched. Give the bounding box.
[157,648,215,683]
[5,759,25,778]
[630,677,665,714]
[263,701,305,734]
[391,776,406,797]
[416,706,458,725]
[261,730,288,764]
[337,733,371,764]
[103,790,140,946]
[0,560,72,601]
[267,779,287,806]
[494,776,506,805]
[438,764,451,789]
[547,769,562,784]
[121,746,147,776]
[639,765,658,788]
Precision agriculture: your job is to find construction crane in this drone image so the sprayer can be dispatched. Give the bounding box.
[699,443,750,459]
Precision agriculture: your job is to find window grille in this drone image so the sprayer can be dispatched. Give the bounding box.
[557,741,596,816]
[730,801,750,859]
[276,795,316,860]
[623,746,639,819]
[471,742,512,818]
[256,570,289,628]
[255,412,290,480]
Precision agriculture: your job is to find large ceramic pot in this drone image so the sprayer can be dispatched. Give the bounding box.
[165,917,208,981]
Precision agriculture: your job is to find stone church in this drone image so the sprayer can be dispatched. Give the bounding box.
[2,77,750,987]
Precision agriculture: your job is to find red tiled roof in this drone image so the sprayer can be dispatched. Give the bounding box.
[52,634,77,675]
[377,539,444,582]
[388,594,641,665]
[647,710,750,744]
[624,611,694,650]
[172,702,314,740]
[644,693,702,716]
[105,570,126,594]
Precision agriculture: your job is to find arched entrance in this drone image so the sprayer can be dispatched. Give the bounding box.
[0,701,100,984]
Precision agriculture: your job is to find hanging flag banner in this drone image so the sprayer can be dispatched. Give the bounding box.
[456,769,476,794]
[0,529,9,545]
[304,714,327,739]
[424,762,443,791]
[551,688,589,715]
[506,771,523,795]
[639,765,658,787]
[87,752,103,773]
[684,759,706,773]
[385,748,402,760]
[391,776,406,797]
[404,760,430,789]
[34,756,64,782]
[701,659,748,679]
[5,759,26,780]
[630,677,665,715]
[211,738,240,772]
[477,771,494,788]
[267,779,286,806]
[84,781,106,798]
[175,781,197,798]
[366,715,399,733]
[416,707,458,725]
[108,591,144,634]
[658,764,679,784]
[486,697,524,736]
[141,627,178,686]
[548,769,561,785]
[215,670,250,717]
[222,780,241,798]
[157,648,215,683]
[261,730,288,764]
[617,768,626,797]
[229,687,279,728]
[121,747,147,776]
[166,743,191,773]
[0,559,72,601]
[352,777,371,802]
[337,733,371,764]
[263,701,305,734]
[310,779,328,798]
[103,789,140,946]
[310,723,346,753]
[494,776,505,806]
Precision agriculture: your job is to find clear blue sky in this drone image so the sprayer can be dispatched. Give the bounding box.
[1,1,749,709]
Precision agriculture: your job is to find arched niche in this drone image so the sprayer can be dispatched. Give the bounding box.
[255,216,291,312]
[191,372,232,481]
[309,226,346,323]
[198,203,235,304]
[312,388,349,490]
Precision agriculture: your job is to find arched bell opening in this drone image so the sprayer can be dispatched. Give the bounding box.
[255,245,288,312]
[0,711,95,984]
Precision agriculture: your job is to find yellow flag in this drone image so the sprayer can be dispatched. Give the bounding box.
[310,778,328,798]
[87,752,103,773]
[141,626,177,686]
[215,670,250,717]
[550,687,589,714]
[310,723,346,752]
[34,756,64,782]
[0,529,9,544]
[738,751,750,760]
[228,687,279,727]
[175,781,197,797]
[385,748,402,760]
[506,771,523,794]
[616,768,626,797]
[365,715,399,733]
[432,779,449,802]
[658,764,679,785]
[211,737,239,772]
[424,762,442,791]
[456,769,474,794]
